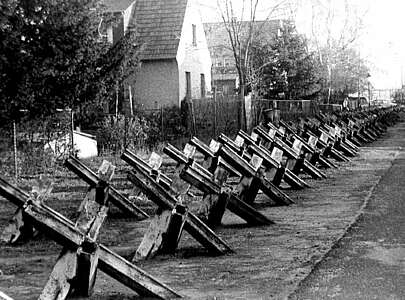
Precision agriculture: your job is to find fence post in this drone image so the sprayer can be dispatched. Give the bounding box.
[213,88,217,137]
[160,105,164,142]
[70,109,75,156]
[124,115,128,150]
[188,99,196,137]
[239,91,247,132]
[13,121,18,182]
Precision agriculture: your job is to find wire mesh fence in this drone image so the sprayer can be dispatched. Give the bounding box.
[0,97,321,179]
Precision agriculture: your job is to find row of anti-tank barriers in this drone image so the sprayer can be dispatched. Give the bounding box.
[0,106,402,299]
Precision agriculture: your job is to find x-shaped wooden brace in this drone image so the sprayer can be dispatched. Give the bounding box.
[248,126,326,180]
[121,150,233,260]
[0,176,181,300]
[212,134,294,206]
[236,130,310,189]
[278,120,338,169]
[65,156,149,219]
[163,143,273,227]
[301,118,350,162]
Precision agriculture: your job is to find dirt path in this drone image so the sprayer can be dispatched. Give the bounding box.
[0,122,403,299]
[290,123,405,300]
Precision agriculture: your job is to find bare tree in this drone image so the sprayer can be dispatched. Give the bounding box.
[216,0,293,128]
[217,0,293,94]
[309,0,368,102]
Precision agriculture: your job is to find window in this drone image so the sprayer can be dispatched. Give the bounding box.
[186,72,191,99]
[200,74,206,98]
[192,24,197,46]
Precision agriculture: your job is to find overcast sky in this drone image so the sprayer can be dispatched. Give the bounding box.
[197,0,405,90]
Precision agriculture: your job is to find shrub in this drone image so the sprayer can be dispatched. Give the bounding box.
[96,115,149,154]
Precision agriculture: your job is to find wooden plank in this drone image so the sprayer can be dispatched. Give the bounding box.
[190,137,215,158]
[98,245,181,299]
[227,194,274,226]
[163,144,189,165]
[199,193,229,227]
[269,137,325,179]
[181,165,220,195]
[0,178,180,299]
[161,205,187,253]
[218,134,242,153]
[39,250,78,300]
[75,246,100,297]
[41,180,109,298]
[218,145,293,205]
[244,142,307,189]
[126,168,233,254]
[0,177,28,207]
[182,213,233,254]
[121,149,172,189]
[65,156,148,219]
[0,291,14,300]
[189,137,241,177]
[134,209,175,261]
[182,165,272,226]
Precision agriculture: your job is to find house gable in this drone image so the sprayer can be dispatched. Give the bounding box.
[130,0,188,60]
[176,0,212,101]
[102,0,212,108]
[102,0,136,44]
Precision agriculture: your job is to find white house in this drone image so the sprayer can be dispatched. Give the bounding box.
[104,0,212,109]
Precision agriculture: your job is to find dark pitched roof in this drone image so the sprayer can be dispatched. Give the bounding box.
[103,0,135,12]
[130,0,188,60]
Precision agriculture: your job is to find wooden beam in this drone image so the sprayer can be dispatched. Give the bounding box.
[0,177,181,299]
[126,167,233,255]
[65,156,148,219]
[218,145,294,206]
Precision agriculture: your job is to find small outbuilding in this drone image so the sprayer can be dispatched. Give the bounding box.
[45,131,98,159]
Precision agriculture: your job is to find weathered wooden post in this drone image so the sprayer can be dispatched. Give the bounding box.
[1,174,52,244]
[134,204,187,261]
[65,155,148,219]
[122,150,233,259]
[278,120,337,169]
[253,125,326,179]
[0,290,14,300]
[215,137,294,206]
[163,143,273,227]
[13,120,18,182]
[237,130,309,189]
[40,161,113,298]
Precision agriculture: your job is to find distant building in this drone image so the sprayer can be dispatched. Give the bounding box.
[203,20,284,95]
[103,0,212,110]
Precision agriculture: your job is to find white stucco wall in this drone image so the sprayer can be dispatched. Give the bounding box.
[177,0,212,102]
[132,59,179,109]
[123,2,135,33]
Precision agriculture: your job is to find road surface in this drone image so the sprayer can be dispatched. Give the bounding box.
[291,122,405,300]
